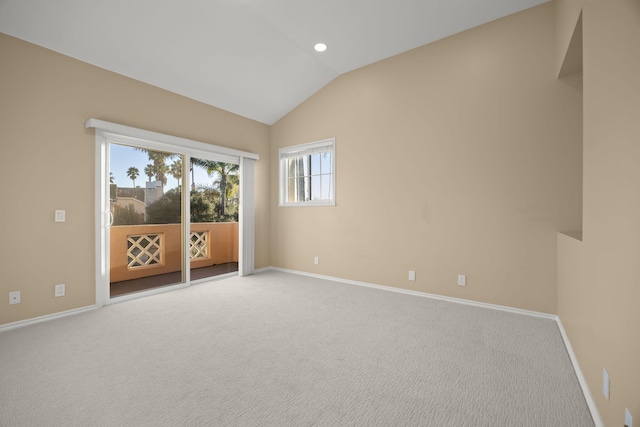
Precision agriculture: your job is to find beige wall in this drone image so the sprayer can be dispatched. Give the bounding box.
[557,0,640,425]
[0,33,270,325]
[271,2,583,314]
[555,0,583,76]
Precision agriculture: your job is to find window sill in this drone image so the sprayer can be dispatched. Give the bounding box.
[279,201,335,207]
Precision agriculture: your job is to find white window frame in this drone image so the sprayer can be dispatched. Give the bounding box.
[279,138,336,207]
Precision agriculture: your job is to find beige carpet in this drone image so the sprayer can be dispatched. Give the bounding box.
[0,270,593,426]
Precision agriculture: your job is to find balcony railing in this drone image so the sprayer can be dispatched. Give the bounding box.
[110,222,239,283]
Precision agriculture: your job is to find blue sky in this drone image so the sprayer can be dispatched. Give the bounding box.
[110,144,216,190]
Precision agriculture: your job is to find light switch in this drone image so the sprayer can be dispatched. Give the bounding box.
[55,210,66,222]
[55,284,65,297]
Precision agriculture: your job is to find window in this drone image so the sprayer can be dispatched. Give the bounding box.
[279,138,335,206]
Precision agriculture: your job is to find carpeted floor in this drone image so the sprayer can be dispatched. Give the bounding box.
[0,270,593,426]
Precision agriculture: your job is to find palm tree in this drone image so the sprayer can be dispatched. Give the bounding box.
[169,159,182,188]
[144,164,154,182]
[191,159,239,217]
[136,148,176,187]
[126,166,139,188]
[215,171,239,207]
[146,151,170,186]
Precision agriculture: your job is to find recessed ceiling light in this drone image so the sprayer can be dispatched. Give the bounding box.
[314,43,327,52]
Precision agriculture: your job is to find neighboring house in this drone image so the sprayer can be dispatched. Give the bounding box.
[110,196,145,216]
[110,185,154,222]
[144,181,163,207]
[117,187,145,201]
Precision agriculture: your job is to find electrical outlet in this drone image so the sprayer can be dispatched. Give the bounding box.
[603,368,610,400]
[55,284,65,297]
[9,291,21,305]
[457,274,466,286]
[314,256,319,265]
[625,408,633,427]
[408,270,416,281]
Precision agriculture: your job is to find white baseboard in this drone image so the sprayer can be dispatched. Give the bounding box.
[261,266,602,426]
[266,266,557,320]
[0,305,99,333]
[556,318,604,427]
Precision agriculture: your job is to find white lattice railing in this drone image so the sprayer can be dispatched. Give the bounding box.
[111,223,237,282]
[190,231,208,259]
[127,231,210,270]
[127,234,162,268]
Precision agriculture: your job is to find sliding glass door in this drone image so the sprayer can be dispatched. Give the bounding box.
[89,119,258,306]
[189,158,240,281]
[108,144,185,297]
[106,145,244,298]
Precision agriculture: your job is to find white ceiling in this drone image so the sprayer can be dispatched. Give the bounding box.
[0,0,548,124]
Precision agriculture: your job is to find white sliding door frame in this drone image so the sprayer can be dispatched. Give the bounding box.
[239,157,256,276]
[87,119,259,307]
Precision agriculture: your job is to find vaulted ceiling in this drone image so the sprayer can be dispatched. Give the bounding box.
[0,0,548,124]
